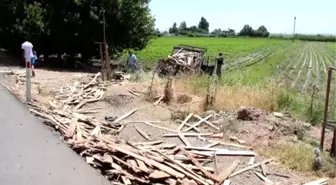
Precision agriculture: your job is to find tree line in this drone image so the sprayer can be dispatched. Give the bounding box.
[167,17,270,38]
[0,0,156,65]
[270,34,336,42]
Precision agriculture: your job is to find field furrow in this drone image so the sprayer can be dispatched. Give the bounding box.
[291,43,310,88]
[313,44,321,86]
[303,44,314,90]
[274,43,302,75]
[226,46,276,70]
[288,44,308,77]
[315,45,327,74]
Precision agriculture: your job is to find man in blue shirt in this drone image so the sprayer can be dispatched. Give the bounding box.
[126,51,138,72]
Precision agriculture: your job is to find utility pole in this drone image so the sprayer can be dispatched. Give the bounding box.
[292,16,296,42]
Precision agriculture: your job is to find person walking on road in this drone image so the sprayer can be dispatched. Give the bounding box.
[215,52,224,78]
[21,41,36,77]
[126,51,138,72]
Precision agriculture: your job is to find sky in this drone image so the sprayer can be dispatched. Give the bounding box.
[149,0,336,35]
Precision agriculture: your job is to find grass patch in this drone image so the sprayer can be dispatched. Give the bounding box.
[261,143,335,178]
[175,74,324,124]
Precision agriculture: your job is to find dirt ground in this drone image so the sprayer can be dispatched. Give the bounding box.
[0,57,335,184]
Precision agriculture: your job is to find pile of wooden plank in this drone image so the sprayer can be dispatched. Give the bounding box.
[53,72,107,111]
[28,101,259,185]
[156,53,201,77]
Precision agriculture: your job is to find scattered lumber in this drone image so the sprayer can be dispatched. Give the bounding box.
[25,74,290,185]
[54,72,107,110]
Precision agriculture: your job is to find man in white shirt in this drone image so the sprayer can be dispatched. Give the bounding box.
[21,41,36,77]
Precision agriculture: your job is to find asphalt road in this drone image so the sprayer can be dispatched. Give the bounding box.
[0,83,111,185]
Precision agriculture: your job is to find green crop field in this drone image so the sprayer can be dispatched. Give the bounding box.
[134,37,288,67]
[131,36,336,88]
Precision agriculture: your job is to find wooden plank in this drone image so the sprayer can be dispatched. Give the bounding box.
[204,142,219,148]
[133,125,151,141]
[185,146,255,155]
[193,114,220,131]
[114,109,137,123]
[180,148,217,182]
[261,163,268,176]
[185,123,200,132]
[159,156,212,185]
[112,155,150,174]
[164,133,223,138]
[134,140,163,145]
[204,139,253,149]
[303,178,329,185]
[213,151,219,175]
[230,136,246,144]
[191,150,255,157]
[144,122,177,133]
[154,96,164,105]
[178,113,194,131]
[248,157,255,165]
[229,158,274,178]
[136,159,150,173]
[65,118,78,138]
[223,180,231,185]
[127,159,140,173]
[111,145,185,178]
[216,160,239,183]
[149,170,171,179]
[90,125,101,136]
[121,176,131,185]
[254,171,273,184]
[178,132,191,147]
[184,115,212,132]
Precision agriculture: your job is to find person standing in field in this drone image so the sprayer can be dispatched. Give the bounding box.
[215,52,224,78]
[21,40,36,77]
[126,51,138,72]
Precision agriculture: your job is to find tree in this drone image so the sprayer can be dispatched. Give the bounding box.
[169,22,178,34]
[0,0,155,64]
[179,21,187,31]
[198,17,209,32]
[256,25,270,37]
[211,28,222,35]
[228,28,236,36]
[238,24,254,37]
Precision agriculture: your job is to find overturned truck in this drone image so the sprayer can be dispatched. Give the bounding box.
[156,45,212,77]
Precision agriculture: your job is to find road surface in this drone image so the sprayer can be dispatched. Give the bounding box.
[0,83,110,185]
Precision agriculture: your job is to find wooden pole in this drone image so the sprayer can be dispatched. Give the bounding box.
[331,130,335,158]
[102,9,111,81]
[99,43,105,81]
[321,69,332,150]
[104,42,111,80]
